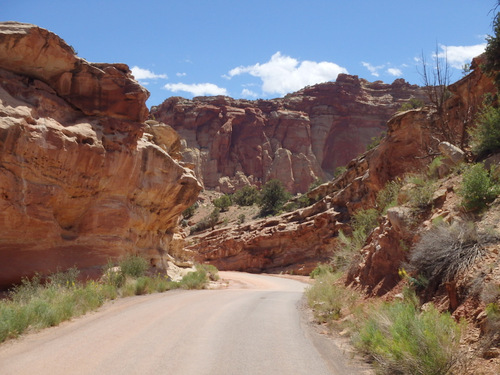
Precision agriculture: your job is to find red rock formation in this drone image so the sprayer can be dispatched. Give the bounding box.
[188,58,495,281]
[0,22,201,288]
[151,75,426,194]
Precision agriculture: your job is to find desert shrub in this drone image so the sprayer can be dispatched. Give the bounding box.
[333,166,347,178]
[459,163,500,210]
[308,178,323,191]
[405,174,435,209]
[428,155,445,178]
[376,179,402,214]
[196,264,219,281]
[103,262,126,288]
[468,105,500,156]
[237,213,245,224]
[310,263,334,279]
[233,185,259,206]
[366,132,386,151]
[213,194,232,212]
[179,267,208,289]
[355,297,463,375]
[190,208,220,234]
[332,209,379,271]
[398,97,425,112]
[119,255,149,278]
[483,11,500,88]
[306,270,358,323]
[182,202,198,219]
[258,179,291,217]
[47,267,80,287]
[409,221,488,289]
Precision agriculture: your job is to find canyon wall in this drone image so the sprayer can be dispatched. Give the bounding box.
[151,75,426,194]
[0,22,201,288]
[187,56,495,279]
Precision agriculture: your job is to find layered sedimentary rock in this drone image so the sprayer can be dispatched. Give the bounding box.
[151,75,426,194]
[188,57,494,279]
[0,22,201,288]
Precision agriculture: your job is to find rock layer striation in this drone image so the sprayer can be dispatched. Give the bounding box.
[0,22,201,288]
[151,75,426,193]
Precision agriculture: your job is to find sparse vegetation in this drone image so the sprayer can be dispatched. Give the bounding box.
[332,208,379,271]
[366,132,386,151]
[182,202,198,219]
[0,261,217,343]
[376,179,402,214]
[405,173,436,210]
[213,194,232,212]
[190,207,221,234]
[408,221,489,289]
[306,269,359,323]
[468,104,500,157]
[309,263,333,279]
[354,295,463,375]
[233,185,260,206]
[398,97,425,112]
[258,179,290,217]
[459,163,500,211]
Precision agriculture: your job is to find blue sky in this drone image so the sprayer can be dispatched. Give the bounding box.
[3,0,497,107]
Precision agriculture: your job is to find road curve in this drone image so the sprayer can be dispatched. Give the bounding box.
[0,272,370,375]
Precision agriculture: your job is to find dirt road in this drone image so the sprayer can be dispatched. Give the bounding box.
[0,272,370,375]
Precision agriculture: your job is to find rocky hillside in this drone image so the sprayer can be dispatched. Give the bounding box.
[0,22,201,288]
[185,55,495,277]
[151,76,426,194]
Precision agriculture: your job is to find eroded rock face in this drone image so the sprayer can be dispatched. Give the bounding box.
[0,22,201,288]
[151,75,426,194]
[188,59,495,280]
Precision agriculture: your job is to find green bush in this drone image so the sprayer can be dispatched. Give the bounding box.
[367,132,386,151]
[332,208,379,271]
[376,180,401,214]
[459,163,500,210]
[233,185,259,206]
[190,208,220,234]
[469,105,500,156]
[310,263,334,279]
[237,213,246,224]
[405,174,435,209]
[179,267,208,289]
[196,264,219,281]
[119,255,149,278]
[213,194,232,212]
[258,179,291,217]
[333,166,347,178]
[398,97,425,112]
[182,202,198,219]
[306,270,358,323]
[355,298,463,375]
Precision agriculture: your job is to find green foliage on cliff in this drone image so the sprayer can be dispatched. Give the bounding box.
[258,179,290,217]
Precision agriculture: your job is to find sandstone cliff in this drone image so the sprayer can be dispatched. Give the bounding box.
[151,76,426,194]
[0,22,201,288]
[187,56,496,280]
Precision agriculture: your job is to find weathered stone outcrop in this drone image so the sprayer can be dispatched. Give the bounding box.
[151,75,426,194]
[187,200,347,275]
[189,57,495,280]
[0,22,201,288]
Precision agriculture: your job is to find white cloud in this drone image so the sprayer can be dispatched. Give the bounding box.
[362,61,385,77]
[176,72,187,77]
[241,88,258,98]
[130,66,168,80]
[387,68,403,76]
[227,52,348,96]
[437,44,486,69]
[163,82,228,96]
